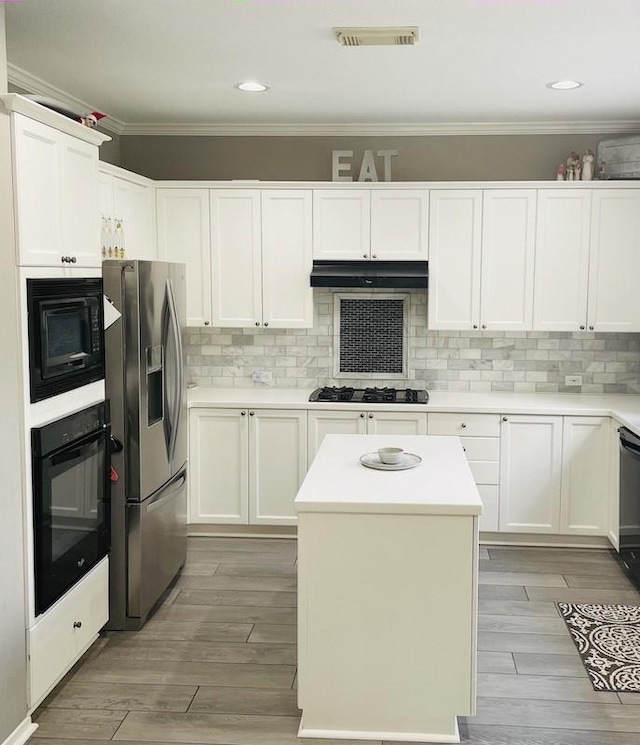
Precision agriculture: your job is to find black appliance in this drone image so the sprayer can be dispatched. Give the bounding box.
[618,427,640,589]
[27,277,104,403]
[310,260,428,289]
[31,401,111,615]
[310,386,429,404]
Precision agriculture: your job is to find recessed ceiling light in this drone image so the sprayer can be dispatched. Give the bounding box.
[235,81,269,93]
[547,80,583,91]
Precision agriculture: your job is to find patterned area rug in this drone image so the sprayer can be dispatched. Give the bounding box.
[557,602,640,692]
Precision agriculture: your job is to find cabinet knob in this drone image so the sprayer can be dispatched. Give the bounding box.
[204,321,210,326]
[70,256,77,263]
[579,325,585,330]
[360,413,365,418]
[73,621,82,629]
[264,322,269,327]
[372,254,377,259]
[255,322,260,327]
[473,325,478,330]
[368,413,374,419]
[241,411,246,416]
[363,254,368,259]
[249,411,255,416]
[502,416,508,422]
[461,422,467,428]
[463,446,466,452]
[482,324,487,330]
[589,325,594,331]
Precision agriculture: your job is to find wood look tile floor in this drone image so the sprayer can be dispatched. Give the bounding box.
[31,538,640,745]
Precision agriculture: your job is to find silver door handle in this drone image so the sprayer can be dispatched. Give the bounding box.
[166,278,183,463]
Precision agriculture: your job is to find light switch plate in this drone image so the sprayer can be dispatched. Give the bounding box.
[252,371,273,385]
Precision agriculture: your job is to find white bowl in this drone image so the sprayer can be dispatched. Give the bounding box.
[378,447,404,465]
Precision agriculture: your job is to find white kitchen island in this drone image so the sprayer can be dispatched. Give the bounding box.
[295,434,482,743]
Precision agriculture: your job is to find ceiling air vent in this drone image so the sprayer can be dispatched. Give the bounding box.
[334,27,419,47]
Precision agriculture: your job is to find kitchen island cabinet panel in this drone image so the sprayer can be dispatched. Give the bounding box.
[157,189,211,326]
[560,416,610,536]
[499,415,563,533]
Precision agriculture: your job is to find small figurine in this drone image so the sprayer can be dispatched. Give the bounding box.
[597,160,607,180]
[567,151,581,181]
[581,150,595,181]
[556,164,566,181]
[79,111,106,128]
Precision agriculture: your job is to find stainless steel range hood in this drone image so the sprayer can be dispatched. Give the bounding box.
[310,260,428,289]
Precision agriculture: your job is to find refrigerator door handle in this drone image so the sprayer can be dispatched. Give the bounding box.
[166,277,183,463]
[146,469,187,512]
[161,284,173,460]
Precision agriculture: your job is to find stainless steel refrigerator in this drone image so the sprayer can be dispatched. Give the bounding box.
[103,260,187,630]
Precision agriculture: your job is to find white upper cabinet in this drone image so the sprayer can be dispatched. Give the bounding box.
[113,177,156,260]
[210,190,262,328]
[428,190,483,330]
[313,190,371,260]
[313,189,428,261]
[210,189,313,329]
[157,189,212,326]
[587,190,640,332]
[261,190,313,329]
[370,190,429,260]
[480,190,536,331]
[533,190,592,332]
[13,113,100,267]
[429,189,536,331]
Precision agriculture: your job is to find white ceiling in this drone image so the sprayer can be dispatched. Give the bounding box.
[5,0,640,136]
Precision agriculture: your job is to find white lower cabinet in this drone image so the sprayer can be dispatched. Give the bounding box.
[307,410,427,462]
[189,408,307,526]
[428,413,501,531]
[499,415,564,533]
[608,419,621,550]
[28,557,108,708]
[560,416,611,536]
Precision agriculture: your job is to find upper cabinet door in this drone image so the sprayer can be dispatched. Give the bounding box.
[98,170,114,217]
[210,190,262,328]
[480,190,536,331]
[533,190,591,332]
[13,114,63,266]
[370,190,429,260]
[157,189,212,327]
[428,190,482,331]
[261,190,313,329]
[312,190,371,260]
[60,135,100,266]
[587,190,640,332]
[113,177,156,261]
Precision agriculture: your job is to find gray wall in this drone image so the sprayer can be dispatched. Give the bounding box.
[120,132,623,182]
[0,7,28,741]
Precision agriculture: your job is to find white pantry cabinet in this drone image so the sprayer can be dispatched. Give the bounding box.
[312,189,428,261]
[428,189,536,331]
[12,113,101,267]
[560,416,610,536]
[157,189,212,326]
[587,190,640,332]
[189,407,307,526]
[99,166,156,261]
[499,415,564,533]
[210,190,313,329]
[307,409,427,461]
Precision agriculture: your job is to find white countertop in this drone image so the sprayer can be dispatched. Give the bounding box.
[187,387,640,434]
[294,434,482,517]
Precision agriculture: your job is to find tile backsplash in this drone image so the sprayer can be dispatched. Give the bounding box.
[186,290,640,394]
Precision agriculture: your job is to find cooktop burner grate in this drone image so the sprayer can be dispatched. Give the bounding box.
[309,386,428,404]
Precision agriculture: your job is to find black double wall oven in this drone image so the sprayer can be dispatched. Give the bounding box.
[27,277,104,403]
[31,401,111,615]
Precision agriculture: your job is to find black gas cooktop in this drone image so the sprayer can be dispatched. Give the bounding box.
[309,386,429,404]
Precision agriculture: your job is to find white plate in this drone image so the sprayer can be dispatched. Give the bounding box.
[359,452,422,471]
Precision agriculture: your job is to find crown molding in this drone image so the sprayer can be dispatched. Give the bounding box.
[5,65,640,137]
[119,120,640,137]
[6,64,126,135]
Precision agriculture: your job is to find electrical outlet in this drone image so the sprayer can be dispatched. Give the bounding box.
[252,371,273,385]
[565,375,583,387]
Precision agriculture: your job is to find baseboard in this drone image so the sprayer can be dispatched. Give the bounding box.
[1,717,37,745]
[480,532,612,549]
[188,524,297,539]
[298,719,459,743]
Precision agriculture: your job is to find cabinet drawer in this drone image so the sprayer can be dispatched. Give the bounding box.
[428,413,500,437]
[478,484,499,532]
[468,460,499,485]
[461,437,500,462]
[28,558,108,707]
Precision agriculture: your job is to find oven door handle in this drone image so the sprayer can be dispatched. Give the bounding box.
[621,438,640,459]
